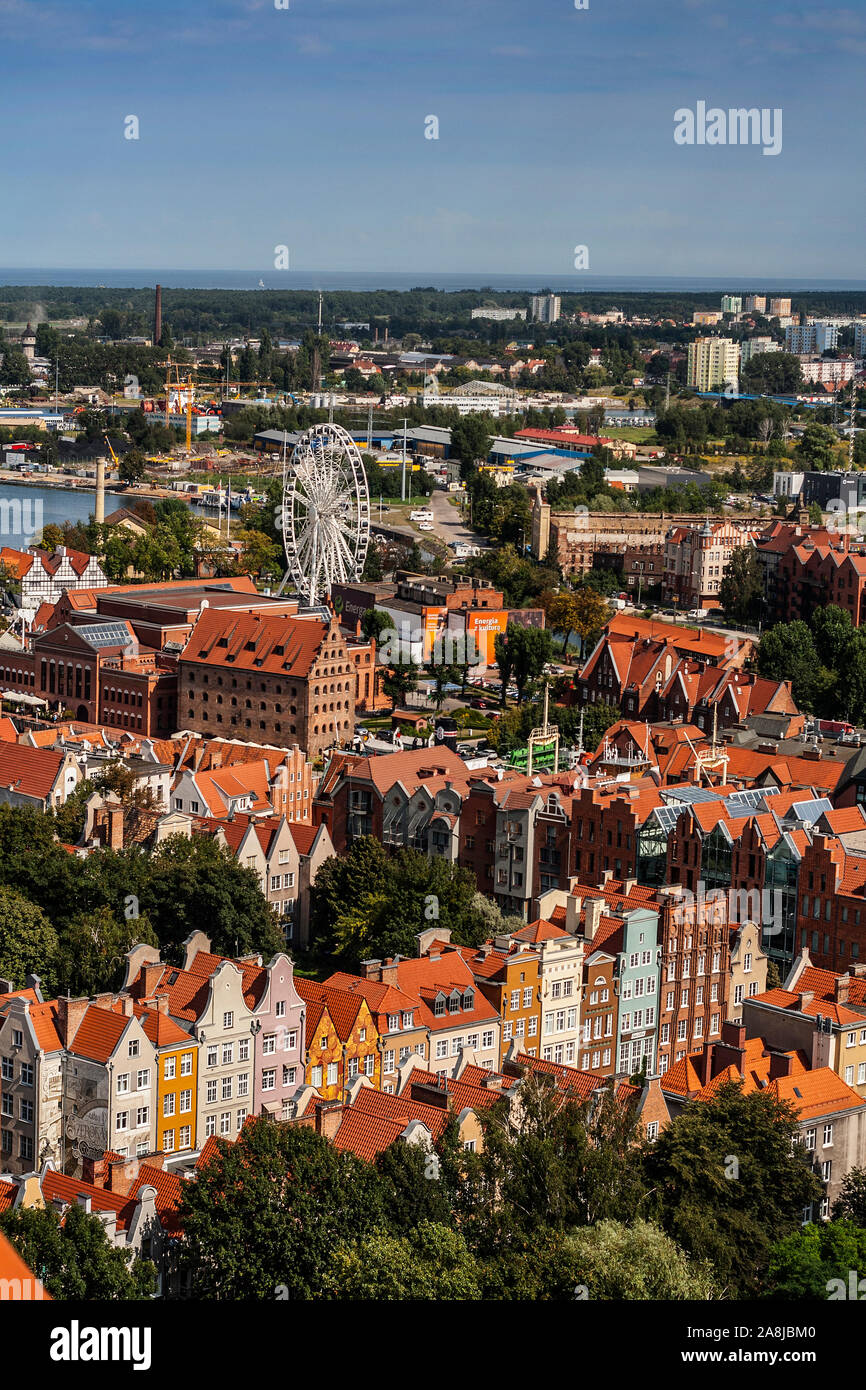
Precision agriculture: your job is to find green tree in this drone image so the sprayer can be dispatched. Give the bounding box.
[494,623,554,705]
[795,423,840,471]
[766,1220,866,1300]
[544,590,581,656]
[831,1166,866,1225]
[324,1221,482,1300]
[564,1219,718,1300]
[56,904,159,998]
[118,449,146,485]
[643,1081,823,1296]
[581,700,623,752]
[235,527,281,578]
[309,837,491,967]
[808,501,824,526]
[719,547,764,625]
[360,608,395,644]
[135,834,284,964]
[39,523,65,550]
[451,415,493,480]
[0,1203,156,1300]
[0,886,59,992]
[570,585,611,658]
[756,620,828,712]
[178,1117,388,1299]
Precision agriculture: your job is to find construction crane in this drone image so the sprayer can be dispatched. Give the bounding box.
[103,434,120,468]
[156,357,197,454]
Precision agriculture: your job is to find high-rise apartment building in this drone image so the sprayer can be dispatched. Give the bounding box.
[686,337,740,391]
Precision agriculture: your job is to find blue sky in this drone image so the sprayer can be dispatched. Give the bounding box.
[0,0,863,276]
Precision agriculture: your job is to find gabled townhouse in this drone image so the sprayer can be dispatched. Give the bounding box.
[294,978,381,1101]
[445,938,543,1066]
[662,1023,866,1217]
[249,951,306,1118]
[0,984,63,1174]
[324,964,428,1094]
[136,1004,199,1159]
[0,545,108,614]
[0,743,81,811]
[124,937,255,1145]
[389,930,502,1077]
[124,933,307,1134]
[61,997,160,1175]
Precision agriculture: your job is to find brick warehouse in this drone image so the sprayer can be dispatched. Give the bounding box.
[177,607,358,760]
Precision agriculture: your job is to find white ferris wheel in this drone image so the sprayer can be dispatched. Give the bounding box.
[278,422,370,606]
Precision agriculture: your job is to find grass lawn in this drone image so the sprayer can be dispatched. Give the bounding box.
[599,426,657,443]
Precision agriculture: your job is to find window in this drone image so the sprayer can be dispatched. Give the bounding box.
[19,1098,33,1123]
[179,1125,191,1149]
[164,1057,176,1081]
[116,1111,128,1132]
[222,1044,233,1066]
[180,1089,192,1113]
[206,1080,217,1104]
[326,1062,339,1087]
[136,1107,149,1128]
[237,1074,249,1098]
[163,1093,175,1118]
[263,1034,276,1056]
[311,1065,323,1088]
[523,987,533,1008]
[822,1160,832,1183]
[239,1038,250,1063]
[482,1030,494,1049]
[220,1112,231,1136]
[136,1069,149,1090]
[128,1040,139,1058]
[222,1076,233,1100]
[262,1069,276,1091]
[117,1073,130,1094]
[804,1128,816,1150]
[223,1012,233,1030]
[207,1046,217,1068]
[180,1053,193,1076]
[823,1123,834,1147]
[205,1115,216,1137]
[20,1062,33,1087]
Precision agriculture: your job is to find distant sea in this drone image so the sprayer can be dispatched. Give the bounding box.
[0,269,865,293]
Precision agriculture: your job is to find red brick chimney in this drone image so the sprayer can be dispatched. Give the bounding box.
[835,975,851,1005]
[57,996,90,1047]
[314,1100,345,1140]
[767,1050,794,1080]
[108,805,124,851]
[360,959,382,981]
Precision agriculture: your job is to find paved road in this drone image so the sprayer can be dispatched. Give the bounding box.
[429,489,485,551]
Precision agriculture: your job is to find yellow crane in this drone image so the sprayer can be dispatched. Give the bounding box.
[103,433,120,468]
[157,357,197,455]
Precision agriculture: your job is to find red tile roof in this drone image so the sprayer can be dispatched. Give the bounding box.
[182,607,331,679]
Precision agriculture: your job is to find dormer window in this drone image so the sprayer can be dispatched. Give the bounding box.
[448,991,461,1014]
[462,990,474,1011]
[402,1011,413,1028]
[434,996,446,1017]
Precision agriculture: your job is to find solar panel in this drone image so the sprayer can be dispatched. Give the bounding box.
[77,622,133,649]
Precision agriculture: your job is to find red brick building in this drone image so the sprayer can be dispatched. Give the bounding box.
[177,607,360,759]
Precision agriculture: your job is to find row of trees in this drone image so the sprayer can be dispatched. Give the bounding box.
[5,1073,836,1299]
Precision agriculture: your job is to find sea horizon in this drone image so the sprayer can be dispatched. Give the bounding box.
[1,268,865,294]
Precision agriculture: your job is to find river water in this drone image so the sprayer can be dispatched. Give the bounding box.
[0,481,127,548]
